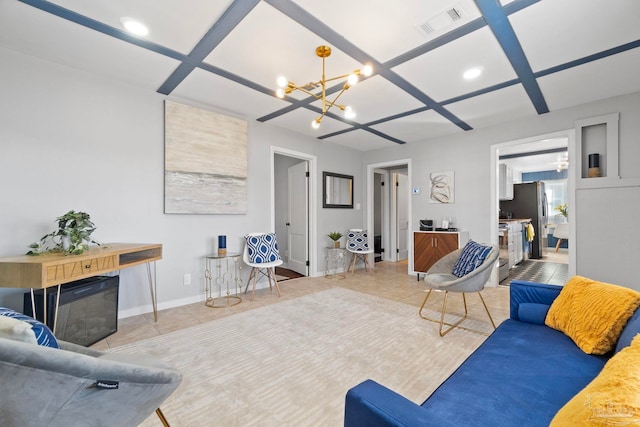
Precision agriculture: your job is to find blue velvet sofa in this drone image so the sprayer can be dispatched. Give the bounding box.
[344,280,640,426]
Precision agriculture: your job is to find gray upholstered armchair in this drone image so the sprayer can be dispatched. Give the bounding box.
[0,337,182,427]
[419,244,499,337]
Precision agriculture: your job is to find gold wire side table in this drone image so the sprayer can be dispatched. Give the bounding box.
[324,247,346,280]
[204,252,242,308]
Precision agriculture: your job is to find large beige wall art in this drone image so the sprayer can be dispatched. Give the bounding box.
[164,100,248,214]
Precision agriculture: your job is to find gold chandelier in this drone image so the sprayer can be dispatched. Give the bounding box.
[275,45,373,129]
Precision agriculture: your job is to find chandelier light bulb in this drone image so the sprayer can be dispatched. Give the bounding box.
[344,106,355,119]
[276,76,288,88]
[275,46,370,129]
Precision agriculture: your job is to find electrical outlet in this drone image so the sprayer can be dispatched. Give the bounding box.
[183,273,191,286]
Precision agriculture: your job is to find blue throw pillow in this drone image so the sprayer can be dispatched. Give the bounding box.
[245,233,281,263]
[0,307,59,348]
[615,307,640,354]
[518,303,550,325]
[451,240,492,278]
[347,230,370,252]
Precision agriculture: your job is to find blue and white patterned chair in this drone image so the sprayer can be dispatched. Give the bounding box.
[243,232,283,301]
[346,229,374,274]
[419,241,499,337]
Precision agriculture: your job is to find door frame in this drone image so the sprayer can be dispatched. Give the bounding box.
[489,129,576,286]
[367,159,412,273]
[373,169,389,261]
[270,146,317,276]
[392,170,409,261]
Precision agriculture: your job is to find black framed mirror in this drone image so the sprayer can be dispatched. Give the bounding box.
[323,171,353,208]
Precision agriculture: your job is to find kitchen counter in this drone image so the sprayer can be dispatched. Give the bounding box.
[499,218,531,224]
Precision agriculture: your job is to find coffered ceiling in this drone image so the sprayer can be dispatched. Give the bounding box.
[1,0,639,151]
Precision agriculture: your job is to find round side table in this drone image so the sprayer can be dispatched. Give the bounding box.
[204,253,242,307]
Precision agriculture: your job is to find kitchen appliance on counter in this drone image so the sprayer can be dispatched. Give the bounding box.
[499,182,548,259]
[419,219,434,231]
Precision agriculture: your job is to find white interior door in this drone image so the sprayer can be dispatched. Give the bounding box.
[287,161,308,275]
[395,172,409,261]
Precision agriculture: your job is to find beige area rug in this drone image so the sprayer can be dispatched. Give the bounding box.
[110,288,489,426]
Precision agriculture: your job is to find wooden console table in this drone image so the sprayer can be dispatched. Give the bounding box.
[0,243,162,331]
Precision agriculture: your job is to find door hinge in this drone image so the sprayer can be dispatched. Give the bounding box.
[396,181,399,186]
[396,248,400,253]
[381,182,385,186]
[305,171,309,177]
[380,248,385,253]
[306,260,309,266]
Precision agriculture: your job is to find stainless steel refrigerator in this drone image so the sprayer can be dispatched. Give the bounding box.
[500,181,548,259]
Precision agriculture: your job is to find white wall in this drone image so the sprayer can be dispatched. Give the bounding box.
[364,91,640,289]
[0,46,365,315]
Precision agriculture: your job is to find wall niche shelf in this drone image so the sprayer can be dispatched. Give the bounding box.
[575,112,620,189]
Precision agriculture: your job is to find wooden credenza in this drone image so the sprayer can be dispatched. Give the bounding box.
[414,231,469,277]
[0,243,163,326]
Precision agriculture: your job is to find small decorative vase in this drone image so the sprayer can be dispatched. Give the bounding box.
[334,240,340,248]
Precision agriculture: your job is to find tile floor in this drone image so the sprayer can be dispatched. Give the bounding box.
[503,247,569,286]
[92,261,512,350]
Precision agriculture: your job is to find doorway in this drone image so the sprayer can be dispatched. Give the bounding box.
[367,159,412,273]
[272,147,317,277]
[490,130,576,286]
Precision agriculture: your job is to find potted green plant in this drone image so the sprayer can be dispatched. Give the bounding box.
[327,231,343,248]
[27,210,100,255]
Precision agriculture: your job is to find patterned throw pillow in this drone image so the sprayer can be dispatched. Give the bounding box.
[245,233,281,264]
[451,240,492,278]
[347,230,369,252]
[0,307,59,348]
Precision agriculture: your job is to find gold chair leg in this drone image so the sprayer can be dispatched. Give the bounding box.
[420,290,494,337]
[477,291,497,331]
[155,408,170,427]
[437,291,468,337]
[418,288,434,318]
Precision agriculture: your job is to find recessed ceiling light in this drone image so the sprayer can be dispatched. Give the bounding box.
[463,67,483,80]
[120,17,149,36]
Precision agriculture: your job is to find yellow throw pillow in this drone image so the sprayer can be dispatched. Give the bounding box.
[545,276,640,355]
[550,334,640,426]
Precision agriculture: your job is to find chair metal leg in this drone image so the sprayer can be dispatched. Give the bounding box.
[477,291,497,331]
[155,408,170,427]
[437,291,468,337]
[419,290,494,337]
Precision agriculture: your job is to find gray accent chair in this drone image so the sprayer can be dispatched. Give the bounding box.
[419,244,499,337]
[0,337,182,427]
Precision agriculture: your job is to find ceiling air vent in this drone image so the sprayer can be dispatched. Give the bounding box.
[417,6,464,35]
